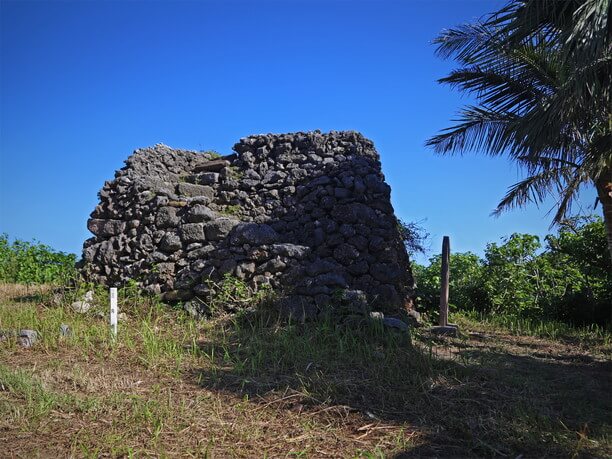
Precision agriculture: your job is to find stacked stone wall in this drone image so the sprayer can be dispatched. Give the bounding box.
[80,131,414,317]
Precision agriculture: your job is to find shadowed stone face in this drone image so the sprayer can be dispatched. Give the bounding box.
[229,223,279,246]
[79,131,414,317]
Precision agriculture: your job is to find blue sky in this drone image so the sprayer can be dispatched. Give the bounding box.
[0,0,598,265]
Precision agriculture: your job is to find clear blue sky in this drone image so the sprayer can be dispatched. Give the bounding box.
[0,0,598,265]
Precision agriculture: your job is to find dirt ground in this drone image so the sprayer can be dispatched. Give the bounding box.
[1,284,610,458]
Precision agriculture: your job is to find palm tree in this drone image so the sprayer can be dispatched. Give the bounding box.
[427,0,612,258]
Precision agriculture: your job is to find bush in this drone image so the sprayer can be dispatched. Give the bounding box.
[413,217,611,326]
[543,217,612,325]
[397,219,429,257]
[0,234,77,285]
[413,252,488,316]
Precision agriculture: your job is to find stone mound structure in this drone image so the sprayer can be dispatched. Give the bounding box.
[79,131,414,317]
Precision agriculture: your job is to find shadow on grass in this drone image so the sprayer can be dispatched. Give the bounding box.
[186,311,611,458]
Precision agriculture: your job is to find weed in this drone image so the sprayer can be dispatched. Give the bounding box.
[219,204,241,217]
[454,309,612,347]
[227,165,244,180]
[201,150,222,159]
[0,364,63,420]
[198,308,433,413]
[202,273,271,316]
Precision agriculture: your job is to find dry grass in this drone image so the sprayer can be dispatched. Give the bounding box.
[1,283,610,458]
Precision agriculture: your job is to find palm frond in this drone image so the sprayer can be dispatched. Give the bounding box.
[426,106,519,155]
[440,66,546,114]
[433,22,500,65]
[489,0,612,118]
[492,161,587,224]
[551,172,586,224]
[513,54,612,160]
[516,155,581,169]
[493,167,567,214]
[489,0,581,46]
[431,0,612,235]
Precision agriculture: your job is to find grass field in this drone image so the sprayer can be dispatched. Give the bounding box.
[1,283,610,458]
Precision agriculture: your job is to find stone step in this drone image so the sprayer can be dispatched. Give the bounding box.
[193,159,230,173]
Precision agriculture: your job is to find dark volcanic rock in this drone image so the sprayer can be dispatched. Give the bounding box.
[186,205,216,222]
[204,218,239,241]
[229,223,279,246]
[156,207,181,229]
[87,219,126,237]
[79,133,414,315]
[181,223,206,243]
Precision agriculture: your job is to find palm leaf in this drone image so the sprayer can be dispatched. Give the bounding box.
[426,106,518,155]
[493,160,588,224]
[493,166,571,214]
[430,0,612,237]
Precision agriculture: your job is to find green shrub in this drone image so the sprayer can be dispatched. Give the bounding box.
[202,273,272,316]
[0,234,77,285]
[397,219,429,256]
[413,216,611,326]
[413,251,488,321]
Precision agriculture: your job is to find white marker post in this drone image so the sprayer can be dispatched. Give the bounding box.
[110,287,118,339]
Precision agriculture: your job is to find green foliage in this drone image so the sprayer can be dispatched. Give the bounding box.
[226,166,244,180]
[200,150,222,159]
[483,233,546,317]
[413,251,487,315]
[203,273,271,315]
[542,217,612,325]
[414,217,611,326]
[397,219,429,257]
[427,0,612,257]
[220,204,241,216]
[0,234,76,285]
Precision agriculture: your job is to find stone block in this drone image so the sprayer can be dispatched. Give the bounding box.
[181,223,206,243]
[193,159,230,173]
[177,183,214,198]
[204,218,239,241]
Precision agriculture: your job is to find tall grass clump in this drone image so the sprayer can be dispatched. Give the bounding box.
[0,364,64,421]
[454,310,612,346]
